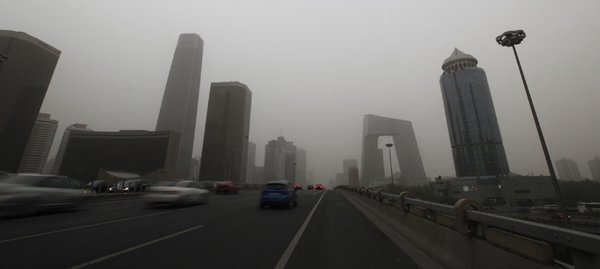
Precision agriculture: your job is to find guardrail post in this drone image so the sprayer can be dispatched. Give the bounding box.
[397,191,413,212]
[453,198,484,236]
[377,189,387,203]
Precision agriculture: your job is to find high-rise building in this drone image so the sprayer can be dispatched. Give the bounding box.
[439,48,510,177]
[361,114,427,186]
[588,156,600,180]
[555,158,582,181]
[348,166,360,186]
[199,82,252,183]
[52,123,92,175]
[18,113,58,173]
[296,148,307,186]
[285,141,297,185]
[264,137,287,182]
[156,33,204,174]
[0,30,61,172]
[246,142,256,183]
[343,159,358,183]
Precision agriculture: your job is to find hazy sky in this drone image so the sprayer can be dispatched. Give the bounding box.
[3,1,600,181]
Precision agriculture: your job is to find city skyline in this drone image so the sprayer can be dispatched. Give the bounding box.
[5,2,600,181]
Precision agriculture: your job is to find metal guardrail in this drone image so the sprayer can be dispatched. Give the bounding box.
[337,185,600,268]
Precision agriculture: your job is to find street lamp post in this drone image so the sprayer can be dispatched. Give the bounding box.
[496,30,571,228]
[385,143,394,186]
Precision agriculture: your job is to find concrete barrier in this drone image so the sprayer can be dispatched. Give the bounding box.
[337,185,600,269]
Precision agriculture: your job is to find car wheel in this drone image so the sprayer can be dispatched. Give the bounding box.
[260,202,265,209]
[287,200,293,209]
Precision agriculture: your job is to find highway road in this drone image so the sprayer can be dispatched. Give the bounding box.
[0,189,425,269]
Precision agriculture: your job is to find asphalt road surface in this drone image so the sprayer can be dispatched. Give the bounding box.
[0,189,422,269]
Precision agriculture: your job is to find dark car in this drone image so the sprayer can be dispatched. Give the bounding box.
[118,179,150,193]
[214,181,239,194]
[315,184,324,190]
[307,185,314,190]
[88,180,109,194]
[294,184,302,190]
[260,180,298,209]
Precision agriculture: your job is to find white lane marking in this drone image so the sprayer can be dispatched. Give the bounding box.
[68,224,204,269]
[275,190,327,269]
[0,197,249,244]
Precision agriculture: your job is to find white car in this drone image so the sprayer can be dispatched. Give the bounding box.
[144,181,209,207]
[0,173,86,215]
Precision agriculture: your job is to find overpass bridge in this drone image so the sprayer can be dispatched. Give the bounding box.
[0,188,598,268]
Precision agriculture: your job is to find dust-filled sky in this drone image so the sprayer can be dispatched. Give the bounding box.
[3,1,600,182]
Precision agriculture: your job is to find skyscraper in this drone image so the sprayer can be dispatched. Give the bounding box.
[296,148,307,186]
[0,30,61,172]
[588,156,600,180]
[264,137,287,182]
[18,113,58,173]
[555,158,582,181]
[439,48,509,177]
[199,82,252,183]
[156,33,204,175]
[343,159,358,183]
[246,142,256,183]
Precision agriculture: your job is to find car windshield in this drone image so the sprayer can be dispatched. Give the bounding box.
[265,184,286,190]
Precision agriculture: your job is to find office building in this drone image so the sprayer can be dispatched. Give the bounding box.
[588,156,600,180]
[343,159,358,183]
[348,166,360,186]
[56,130,181,182]
[264,137,287,182]
[246,142,256,183]
[0,30,61,172]
[361,114,427,186]
[439,48,510,177]
[17,113,58,173]
[199,82,252,183]
[156,33,204,174]
[52,123,92,175]
[555,158,582,181]
[296,148,307,186]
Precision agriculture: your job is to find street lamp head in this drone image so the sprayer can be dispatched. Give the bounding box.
[385,143,393,148]
[496,30,526,47]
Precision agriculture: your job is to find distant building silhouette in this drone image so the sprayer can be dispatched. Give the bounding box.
[0,30,61,172]
[361,114,427,186]
[296,148,307,186]
[199,82,252,183]
[246,141,256,183]
[52,123,92,175]
[555,158,582,181]
[343,159,358,184]
[263,137,303,184]
[18,113,58,173]
[57,130,181,182]
[285,141,297,185]
[348,166,360,186]
[588,156,600,180]
[439,48,509,177]
[156,33,204,175]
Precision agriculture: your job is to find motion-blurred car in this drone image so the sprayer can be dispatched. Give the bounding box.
[0,173,86,214]
[117,179,150,193]
[215,181,239,194]
[144,181,209,207]
[307,185,314,190]
[294,184,302,190]
[260,180,297,209]
[88,180,108,194]
[315,184,324,190]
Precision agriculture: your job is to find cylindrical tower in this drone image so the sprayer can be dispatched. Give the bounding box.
[439,48,510,177]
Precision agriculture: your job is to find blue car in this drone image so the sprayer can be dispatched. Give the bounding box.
[260,180,298,209]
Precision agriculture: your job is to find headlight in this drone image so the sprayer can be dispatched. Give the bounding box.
[124,187,129,191]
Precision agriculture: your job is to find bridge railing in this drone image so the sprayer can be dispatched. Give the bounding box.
[338,185,600,268]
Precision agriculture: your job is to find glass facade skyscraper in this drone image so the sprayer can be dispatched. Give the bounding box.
[156,33,203,174]
[0,30,61,172]
[439,48,509,177]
